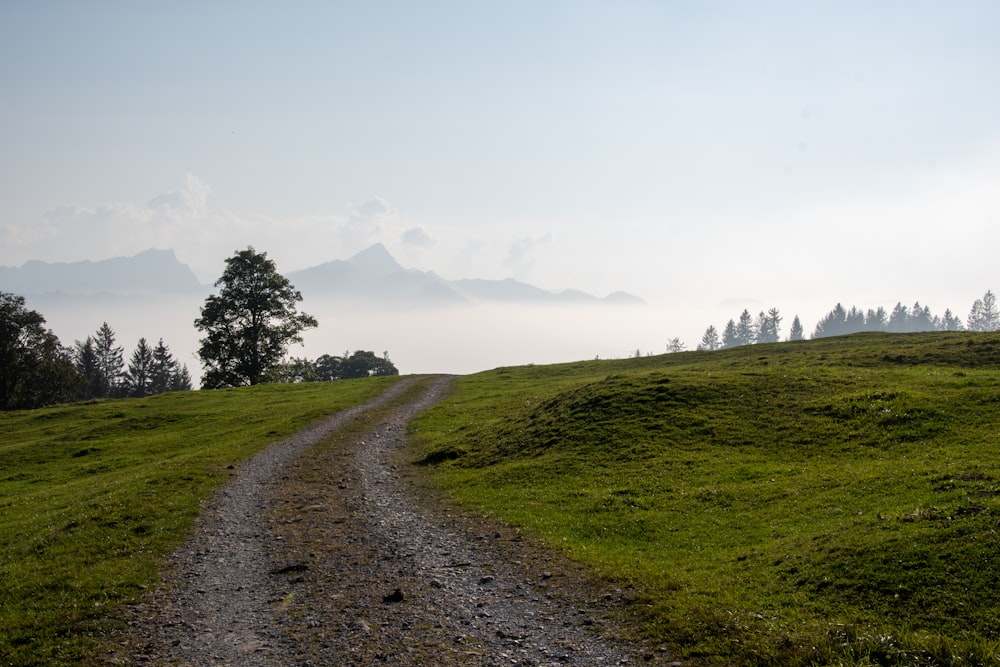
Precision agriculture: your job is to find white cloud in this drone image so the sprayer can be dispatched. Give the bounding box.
[504,233,553,275]
[147,173,212,216]
[0,176,578,295]
[334,196,400,252]
[353,196,394,219]
[401,226,433,248]
[2,180,439,282]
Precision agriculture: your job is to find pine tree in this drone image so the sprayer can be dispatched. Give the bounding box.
[93,322,124,397]
[909,302,934,332]
[984,291,1000,331]
[171,364,193,392]
[813,303,848,338]
[735,309,755,346]
[788,315,805,341]
[887,303,910,333]
[150,338,178,394]
[125,338,154,397]
[74,336,107,399]
[722,319,739,348]
[698,325,721,351]
[844,306,865,333]
[666,337,686,353]
[939,308,963,331]
[865,307,888,331]
[756,308,781,344]
[969,290,999,332]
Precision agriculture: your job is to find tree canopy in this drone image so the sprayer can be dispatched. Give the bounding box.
[0,292,80,409]
[195,247,318,388]
[268,350,399,383]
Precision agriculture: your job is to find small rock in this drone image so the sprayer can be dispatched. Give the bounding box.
[269,562,308,575]
[382,588,405,603]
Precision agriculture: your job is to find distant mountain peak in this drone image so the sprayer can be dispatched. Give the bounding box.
[2,245,644,306]
[347,243,403,274]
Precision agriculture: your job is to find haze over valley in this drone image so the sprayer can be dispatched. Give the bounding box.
[4,246,666,378]
[2,3,998,378]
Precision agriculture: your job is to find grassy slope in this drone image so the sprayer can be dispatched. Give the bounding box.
[410,333,1000,665]
[0,377,401,666]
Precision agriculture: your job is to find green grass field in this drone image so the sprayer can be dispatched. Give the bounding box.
[410,332,1000,665]
[4,333,1000,666]
[0,376,401,666]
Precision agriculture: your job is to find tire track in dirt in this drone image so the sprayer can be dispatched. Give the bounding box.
[112,376,673,666]
[112,379,425,666]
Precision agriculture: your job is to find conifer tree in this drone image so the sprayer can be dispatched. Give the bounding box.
[171,364,193,391]
[698,325,721,351]
[722,319,739,348]
[968,290,999,331]
[74,336,107,399]
[788,315,805,341]
[150,338,178,394]
[865,307,888,331]
[735,309,755,346]
[756,308,781,344]
[93,322,124,397]
[939,309,963,331]
[887,303,910,333]
[125,337,154,397]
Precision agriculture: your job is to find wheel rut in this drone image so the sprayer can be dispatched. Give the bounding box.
[111,376,672,666]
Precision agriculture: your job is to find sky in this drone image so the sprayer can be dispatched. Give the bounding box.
[2,1,1000,368]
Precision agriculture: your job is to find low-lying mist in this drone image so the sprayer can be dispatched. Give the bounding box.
[27,292,695,383]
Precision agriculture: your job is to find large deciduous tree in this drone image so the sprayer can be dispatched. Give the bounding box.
[0,292,81,409]
[195,247,317,388]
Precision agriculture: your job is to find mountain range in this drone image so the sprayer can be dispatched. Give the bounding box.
[1,244,644,306]
[0,249,203,296]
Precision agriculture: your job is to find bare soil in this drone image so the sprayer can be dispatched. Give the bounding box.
[106,376,679,666]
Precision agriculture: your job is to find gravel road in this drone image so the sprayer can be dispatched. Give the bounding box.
[109,376,677,666]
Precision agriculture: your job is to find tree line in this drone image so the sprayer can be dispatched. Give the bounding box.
[267,351,398,383]
[686,290,998,352]
[73,322,192,399]
[0,293,191,409]
[2,246,398,410]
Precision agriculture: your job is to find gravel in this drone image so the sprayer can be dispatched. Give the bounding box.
[108,376,678,666]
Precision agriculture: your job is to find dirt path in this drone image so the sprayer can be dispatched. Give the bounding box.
[111,376,674,666]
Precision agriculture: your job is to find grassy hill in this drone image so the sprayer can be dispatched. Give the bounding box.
[0,377,401,666]
[410,332,1000,665]
[3,333,999,666]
